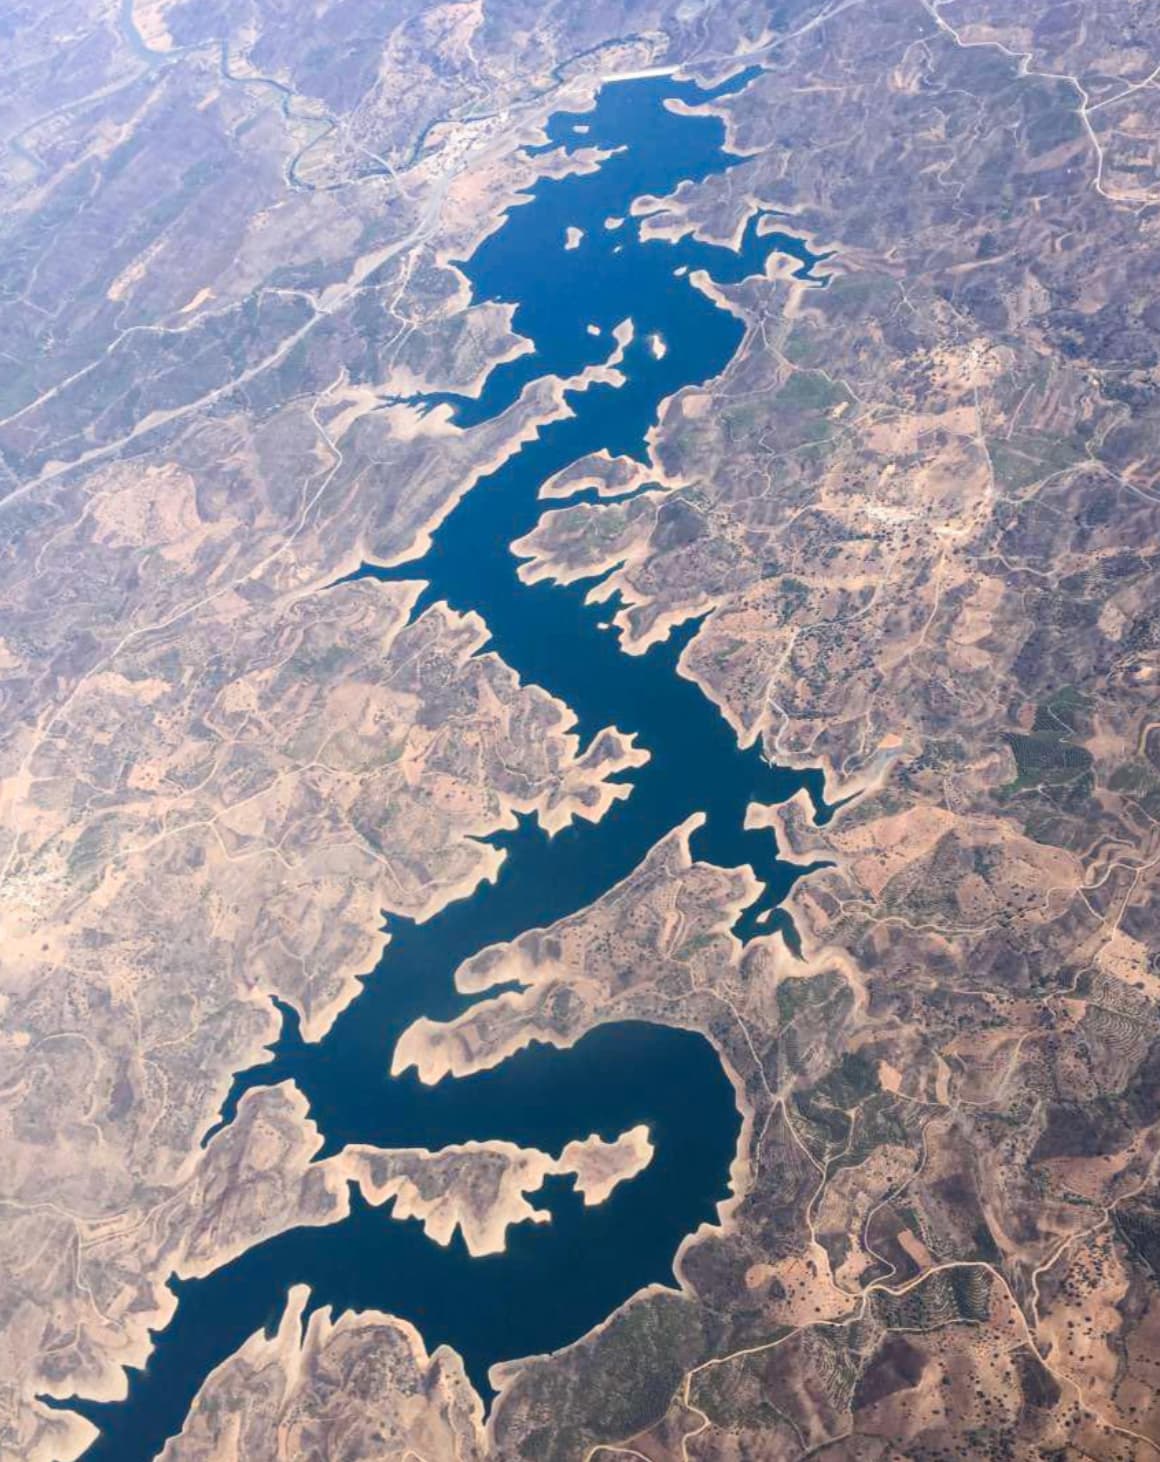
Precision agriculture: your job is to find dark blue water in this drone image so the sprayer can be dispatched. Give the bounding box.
[68,74,829,1459]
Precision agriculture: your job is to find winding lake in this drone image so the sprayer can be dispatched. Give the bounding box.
[71,70,827,1459]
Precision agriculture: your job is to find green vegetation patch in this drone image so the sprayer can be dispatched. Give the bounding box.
[774,575,810,624]
[815,1050,880,1108]
[514,1294,710,1462]
[688,1327,800,1430]
[774,369,852,414]
[1001,687,1093,796]
[1004,732,1092,783]
[873,1266,992,1331]
[776,970,838,1025]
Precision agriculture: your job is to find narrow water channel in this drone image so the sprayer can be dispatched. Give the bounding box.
[70,71,828,1459]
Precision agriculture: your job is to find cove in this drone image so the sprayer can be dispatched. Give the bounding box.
[70,72,828,1459]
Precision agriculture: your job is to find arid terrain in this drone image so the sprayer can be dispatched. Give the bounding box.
[3,0,1160,1459]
